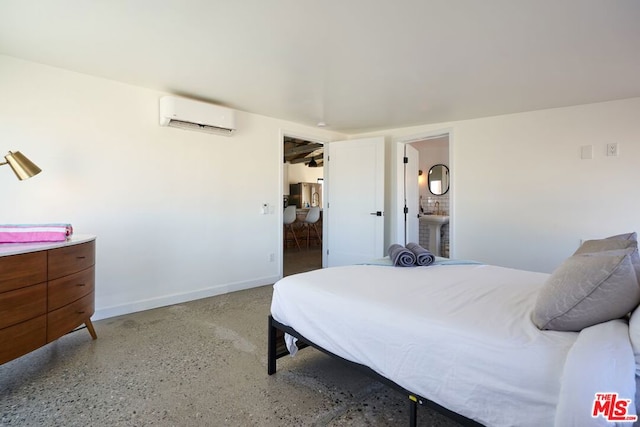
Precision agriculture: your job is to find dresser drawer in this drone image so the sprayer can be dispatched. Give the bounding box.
[47,291,95,342]
[48,241,95,280]
[0,315,47,365]
[48,266,95,311]
[0,283,47,329]
[0,251,47,293]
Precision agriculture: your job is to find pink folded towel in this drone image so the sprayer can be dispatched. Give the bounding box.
[0,223,73,243]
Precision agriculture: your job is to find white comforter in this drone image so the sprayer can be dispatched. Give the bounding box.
[270,264,636,427]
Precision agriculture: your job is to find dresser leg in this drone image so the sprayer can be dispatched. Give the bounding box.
[85,319,97,340]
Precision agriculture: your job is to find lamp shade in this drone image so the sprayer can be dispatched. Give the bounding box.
[4,151,42,180]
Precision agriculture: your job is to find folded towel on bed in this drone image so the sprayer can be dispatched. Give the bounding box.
[388,243,417,267]
[366,257,482,266]
[406,242,435,266]
[0,223,73,243]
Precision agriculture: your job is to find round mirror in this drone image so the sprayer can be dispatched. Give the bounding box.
[428,164,449,195]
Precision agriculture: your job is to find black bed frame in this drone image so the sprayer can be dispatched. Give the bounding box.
[267,315,483,427]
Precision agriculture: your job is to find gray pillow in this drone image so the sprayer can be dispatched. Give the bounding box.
[532,248,640,331]
[574,236,640,285]
[605,232,637,241]
[575,238,636,254]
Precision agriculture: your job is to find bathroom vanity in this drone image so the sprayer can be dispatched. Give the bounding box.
[419,215,449,257]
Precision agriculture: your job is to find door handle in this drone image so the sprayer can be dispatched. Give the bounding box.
[369,211,383,216]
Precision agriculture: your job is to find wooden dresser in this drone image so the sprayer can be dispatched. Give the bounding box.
[0,236,97,365]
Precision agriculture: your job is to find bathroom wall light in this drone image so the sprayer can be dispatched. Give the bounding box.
[1,151,42,180]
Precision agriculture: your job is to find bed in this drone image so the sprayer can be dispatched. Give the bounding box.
[268,235,640,426]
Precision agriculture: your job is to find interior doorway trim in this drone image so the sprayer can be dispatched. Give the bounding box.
[279,129,328,279]
[394,128,455,259]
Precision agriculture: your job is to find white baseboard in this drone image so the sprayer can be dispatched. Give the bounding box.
[92,275,280,321]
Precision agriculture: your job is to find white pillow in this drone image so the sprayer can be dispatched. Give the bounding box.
[629,308,640,375]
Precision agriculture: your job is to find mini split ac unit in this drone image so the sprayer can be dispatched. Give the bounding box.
[159,96,236,136]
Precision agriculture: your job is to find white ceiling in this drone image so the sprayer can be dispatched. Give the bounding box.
[1,1,639,134]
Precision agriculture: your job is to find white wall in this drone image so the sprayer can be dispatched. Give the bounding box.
[4,55,639,316]
[0,55,345,319]
[356,97,640,273]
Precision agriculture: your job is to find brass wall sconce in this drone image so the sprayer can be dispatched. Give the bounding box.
[1,151,42,180]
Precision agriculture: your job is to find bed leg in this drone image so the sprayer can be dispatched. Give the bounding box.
[268,315,277,375]
[408,395,417,427]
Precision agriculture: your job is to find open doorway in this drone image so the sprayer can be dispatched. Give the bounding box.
[396,132,451,258]
[282,135,324,276]
[410,134,450,257]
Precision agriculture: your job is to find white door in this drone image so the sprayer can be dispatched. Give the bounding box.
[394,142,419,245]
[326,137,385,267]
[405,144,420,244]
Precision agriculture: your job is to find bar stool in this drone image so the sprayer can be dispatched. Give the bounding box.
[301,207,322,249]
[283,205,301,250]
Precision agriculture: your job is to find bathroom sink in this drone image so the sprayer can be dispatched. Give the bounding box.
[420,214,449,224]
[419,215,449,256]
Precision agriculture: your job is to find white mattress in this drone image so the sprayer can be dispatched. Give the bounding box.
[270,264,636,426]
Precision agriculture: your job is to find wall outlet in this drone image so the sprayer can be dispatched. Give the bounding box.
[268,253,275,262]
[607,143,619,157]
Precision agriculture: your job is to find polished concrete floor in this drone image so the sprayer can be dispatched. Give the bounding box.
[0,252,462,427]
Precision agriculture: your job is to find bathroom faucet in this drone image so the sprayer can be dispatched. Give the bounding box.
[435,201,440,215]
